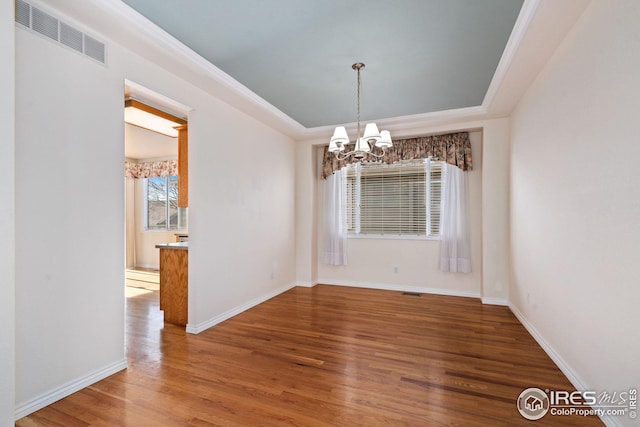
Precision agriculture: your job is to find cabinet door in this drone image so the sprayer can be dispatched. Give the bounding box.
[159,248,188,326]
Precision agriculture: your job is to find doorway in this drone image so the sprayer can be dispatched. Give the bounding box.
[123,82,189,342]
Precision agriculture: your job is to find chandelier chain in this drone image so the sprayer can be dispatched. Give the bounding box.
[356,65,361,142]
[328,62,391,161]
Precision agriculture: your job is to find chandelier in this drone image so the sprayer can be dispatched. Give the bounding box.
[328,63,393,160]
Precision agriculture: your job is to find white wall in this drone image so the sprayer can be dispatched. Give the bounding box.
[15,2,296,418]
[0,0,16,424]
[481,118,510,303]
[510,2,640,424]
[316,132,483,296]
[188,103,296,330]
[294,143,318,287]
[297,119,511,302]
[15,23,127,414]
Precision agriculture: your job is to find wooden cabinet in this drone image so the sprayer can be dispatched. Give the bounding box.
[157,245,188,326]
[177,124,188,207]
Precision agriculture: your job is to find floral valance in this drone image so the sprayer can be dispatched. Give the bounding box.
[125,160,178,179]
[321,132,472,179]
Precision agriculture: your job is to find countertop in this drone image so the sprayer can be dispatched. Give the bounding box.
[155,241,189,250]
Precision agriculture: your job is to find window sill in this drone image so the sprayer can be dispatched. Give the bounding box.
[348,233,440,241]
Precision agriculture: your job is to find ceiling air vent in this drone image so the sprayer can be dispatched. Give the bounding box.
[14,0,107,65]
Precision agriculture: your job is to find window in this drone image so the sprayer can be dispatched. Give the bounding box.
[145,176,187,230]
[346,159,443,237]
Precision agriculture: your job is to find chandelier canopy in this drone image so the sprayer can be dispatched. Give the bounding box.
[328,63,392,160]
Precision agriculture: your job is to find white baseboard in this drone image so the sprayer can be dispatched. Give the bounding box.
[295,280,317,288]
[15,358,128,420]
[508,303,622,427]
[186,282,297,334]
[481,297,508,306]
[317,279,480,299]
[508,303,587,389]
[186,279,480,335]
[132,263,158,270]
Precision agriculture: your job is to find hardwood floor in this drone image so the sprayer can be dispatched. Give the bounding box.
[17,285,603,426]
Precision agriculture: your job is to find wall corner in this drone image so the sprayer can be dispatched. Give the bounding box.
[481,118,511,302]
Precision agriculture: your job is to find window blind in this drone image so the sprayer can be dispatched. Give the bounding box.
[346,160,444,236]
[426,160,443,236]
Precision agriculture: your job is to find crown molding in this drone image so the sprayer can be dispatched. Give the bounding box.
[300,105,489,141]
[88,0,534,140]
[60,0,544,141]
[92,0,306,137]
[482,0,540,110]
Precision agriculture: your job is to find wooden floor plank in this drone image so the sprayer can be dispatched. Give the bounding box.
[16,285,603,426]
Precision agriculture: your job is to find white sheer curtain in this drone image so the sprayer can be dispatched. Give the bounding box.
[439,163,471,273]
[322,168,348,265]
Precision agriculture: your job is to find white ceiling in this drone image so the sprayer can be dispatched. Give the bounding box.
[119,0,524,128]
[124,123,177,160]
[41,0,591,139]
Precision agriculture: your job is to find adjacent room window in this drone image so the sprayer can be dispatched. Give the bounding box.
[345,159,444,237]
[145,176,188,230]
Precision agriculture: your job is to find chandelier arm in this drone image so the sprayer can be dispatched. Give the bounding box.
[336,149,386,161]
[366,150,386,159]
[335,151,349,161]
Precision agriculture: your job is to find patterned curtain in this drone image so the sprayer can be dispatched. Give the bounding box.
[321,132,472,179]
[125,160,178,179]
